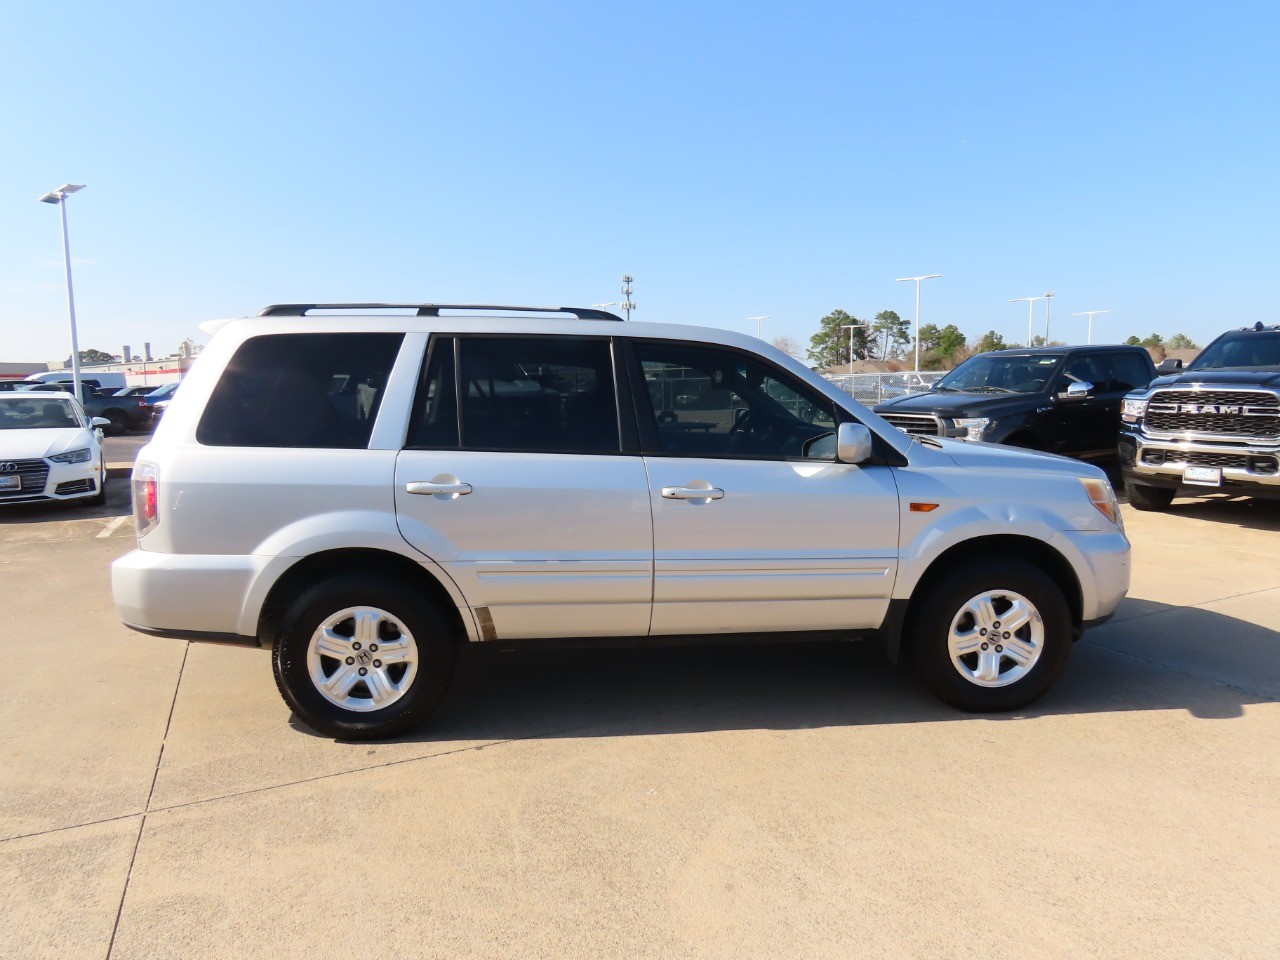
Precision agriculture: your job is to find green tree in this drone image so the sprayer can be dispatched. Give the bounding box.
[973,330,1009,353]
[1166,333,1198,349]
[918,323,969,369]
[1140,333,1164,348]
[65,348,120,365]
[807,309,870,369]
[1124,335,1142,346]
[869,309,910,360]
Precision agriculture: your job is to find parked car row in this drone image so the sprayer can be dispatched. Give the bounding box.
[0,393,109,506]
[867,326,1279,511]
[0,379,179,434]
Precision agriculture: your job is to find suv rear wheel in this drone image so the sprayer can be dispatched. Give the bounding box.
[272,574,458,740]
[910,561,1072,711]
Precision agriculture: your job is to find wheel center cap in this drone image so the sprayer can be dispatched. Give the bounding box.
[355,649,374,667]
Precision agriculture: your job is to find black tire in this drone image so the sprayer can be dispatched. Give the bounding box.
[1127,482,1176,512]
[83,466,107,507]
[272,574,459,740]
[103,409,127,436]
[909,560,1073,712]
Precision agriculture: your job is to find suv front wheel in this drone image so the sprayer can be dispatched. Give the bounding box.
[272,574,458,739]
[910,561,1072,711]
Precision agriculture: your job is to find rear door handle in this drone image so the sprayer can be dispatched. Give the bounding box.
[661,485,724,501]
[406,481,473,496]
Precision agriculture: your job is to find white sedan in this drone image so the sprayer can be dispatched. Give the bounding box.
[0,393,110,506]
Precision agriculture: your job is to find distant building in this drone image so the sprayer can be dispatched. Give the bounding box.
[0,361,50,382]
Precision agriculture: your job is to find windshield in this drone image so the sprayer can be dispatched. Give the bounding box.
[1189,331,1280,370]
[935,354,1062,394]
[0,398,81,429]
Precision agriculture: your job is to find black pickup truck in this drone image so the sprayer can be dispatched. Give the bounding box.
[17,381,152,434]
[1118,322,1280,509]
[873,345,1157,460]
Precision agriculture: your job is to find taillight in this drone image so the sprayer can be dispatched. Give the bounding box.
[133,461,159,538]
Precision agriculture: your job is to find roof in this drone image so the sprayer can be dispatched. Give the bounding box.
[983,343,1145,357]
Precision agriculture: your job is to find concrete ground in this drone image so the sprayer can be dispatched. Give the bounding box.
[1,477,1278,960]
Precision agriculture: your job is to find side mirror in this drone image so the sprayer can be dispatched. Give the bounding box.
[1062,381,1093,399]
[1156,358,1183,374]
[91,417,111,428]
[836,422,873,464]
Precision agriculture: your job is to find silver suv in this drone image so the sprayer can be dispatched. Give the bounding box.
[112,304,1131,739]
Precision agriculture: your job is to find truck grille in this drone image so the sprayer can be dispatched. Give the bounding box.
[880,413,943,436]
[1141,449,1280,475]
[0,458,50,499]
[1146,389,1280,441]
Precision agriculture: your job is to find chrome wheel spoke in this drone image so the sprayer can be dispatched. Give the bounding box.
[952,632,984,656]
[322,664,361,698]
[974,597,999,630]
[1003,636,1037,667]
[1000,599,1035,634]
[374,636,413,664]
[974,649,1003,683]
[315,628,351,661]
[353,609,382,648]
[365,668,395,706]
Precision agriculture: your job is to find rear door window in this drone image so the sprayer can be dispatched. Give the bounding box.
[197,333,403,448]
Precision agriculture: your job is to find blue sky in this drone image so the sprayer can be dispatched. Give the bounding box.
[3,1,1278,364]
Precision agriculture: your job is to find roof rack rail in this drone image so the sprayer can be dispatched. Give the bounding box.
[256,303,625,322]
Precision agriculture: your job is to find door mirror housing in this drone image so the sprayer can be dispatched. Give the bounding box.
[1061,381,1093,400]
[1156,358,1183,374]
[91,417,111,428]
[836,422,873,464]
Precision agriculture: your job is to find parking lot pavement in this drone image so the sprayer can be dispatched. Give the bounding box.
[2,497,1278,960]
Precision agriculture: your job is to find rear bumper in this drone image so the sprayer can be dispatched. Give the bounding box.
[112,548,269,640]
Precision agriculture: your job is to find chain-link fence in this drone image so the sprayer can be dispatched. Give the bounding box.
[823,371,944,405]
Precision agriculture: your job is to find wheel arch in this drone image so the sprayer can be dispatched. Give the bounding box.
[885,535,1083,663]
[257,548,474,650]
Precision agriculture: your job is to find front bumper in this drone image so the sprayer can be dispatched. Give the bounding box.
[1119,430,1280,495]
[0,457,103,505]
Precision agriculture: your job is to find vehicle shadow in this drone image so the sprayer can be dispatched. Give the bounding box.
[1156,494,1280,531]
[0,479,131,524]
[360,599,1278,745]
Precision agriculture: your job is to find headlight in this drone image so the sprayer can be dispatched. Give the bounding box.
[1080,477,1122,527]
[49,447,92,464]
[952,417,990,441]
[1121,398,1148,423]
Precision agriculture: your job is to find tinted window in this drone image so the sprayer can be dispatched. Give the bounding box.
[1106,352,1153,392]
[634,341,836,459]
[406,337,460,448]
[457,337,619,454]
[1061,354,1108,388]
[937,354,1060,394]
[1191,331,1280,369]
[197,333,403,448]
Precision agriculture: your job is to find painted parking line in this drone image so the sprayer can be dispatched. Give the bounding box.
[96,515,130,539]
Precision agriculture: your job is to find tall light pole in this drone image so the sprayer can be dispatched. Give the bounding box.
[841,323,869,374]
[895,273,942,372]
[619,274,635,322]
[1043,291,1055,343]
[746,315,771,339]
[1072,309,1111,345]
[1010,295,1048,347]
[38,184,87,401]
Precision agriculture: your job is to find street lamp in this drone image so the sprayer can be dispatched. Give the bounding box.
[1043,291,1055,343]
[1010,295,1048,347]
[841,323,869,374]
[37,185,87,399]
[746,315,771,339]
[1071,309,1111,345]
[895,273,942,372]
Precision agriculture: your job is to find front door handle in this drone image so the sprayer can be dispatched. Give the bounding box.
[661,485,724,501]
[406,480,473,496]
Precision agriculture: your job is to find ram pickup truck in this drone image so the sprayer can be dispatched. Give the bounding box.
[1118,322,1280,509]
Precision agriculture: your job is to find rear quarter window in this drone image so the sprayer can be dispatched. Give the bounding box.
[197,333,404,448]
